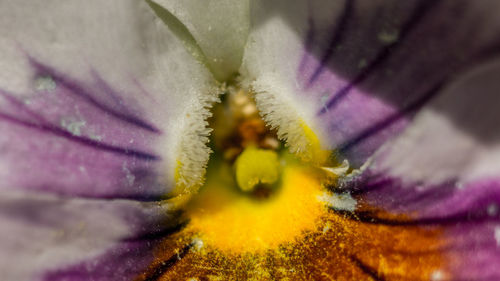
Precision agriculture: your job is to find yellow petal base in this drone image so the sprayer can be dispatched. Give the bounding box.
[138,201,447,281]
[185,159,325,253]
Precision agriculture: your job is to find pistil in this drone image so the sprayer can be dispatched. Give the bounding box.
[234,146,279,192]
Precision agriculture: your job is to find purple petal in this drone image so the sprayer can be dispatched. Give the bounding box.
[0,0,218,197]
[0,59,168,200]
[0,1,217,280]
[243,0,500,166]
[343,172,500,280]
[245,1,500,278]
[42,242,157,281]
[0,191,180,281]
[303,1,500,165]
[337,53,500,279]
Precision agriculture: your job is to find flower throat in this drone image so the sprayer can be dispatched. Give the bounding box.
[182,88,330,253]
[209,89,283,197]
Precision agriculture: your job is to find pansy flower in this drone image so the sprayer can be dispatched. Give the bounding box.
[1,0,500,280]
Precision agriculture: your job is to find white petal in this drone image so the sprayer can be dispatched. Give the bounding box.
[0,0,218,193]
[241,0,500,169]
[149,0,250,81]
[375,58,500,187]
[240,0,343,162]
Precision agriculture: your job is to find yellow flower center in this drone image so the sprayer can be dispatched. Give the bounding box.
[140,89,447,281]
[185,154,326,253]
[178,88,334,253]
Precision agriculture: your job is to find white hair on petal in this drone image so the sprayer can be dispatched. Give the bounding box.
[174,87,220,193]
[245,74,319,162]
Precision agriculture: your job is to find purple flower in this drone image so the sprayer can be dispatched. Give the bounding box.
[1,0,500,280]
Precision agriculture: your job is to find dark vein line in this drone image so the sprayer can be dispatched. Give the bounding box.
[0,112,159,161]
[91,70,131,113]
[143,243,193,281]
[297,3,316,74]
[383,188,455,211]
[337,42,500,154]
[319,1,438,114]
[331,208,496,226]
[124,219,188,242]
[76,194,169,202]
[29,58,160,133]
[338,80,443,153]
[350,255,385,281]
[343,178,393,196]
[307,0,355,86]
[0,90,53,125]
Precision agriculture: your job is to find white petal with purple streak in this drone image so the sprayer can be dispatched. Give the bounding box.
[0,0,218,195]
[0,190,178,281]
[0,0,217,279]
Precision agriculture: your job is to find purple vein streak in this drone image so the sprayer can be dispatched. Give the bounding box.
[0,112,159,161]
[29,57,161,133]
[338,80,443,154]
[337,43,500,156]
[0,89,49,123]
[317,1,438,115]
[306,0,354,87]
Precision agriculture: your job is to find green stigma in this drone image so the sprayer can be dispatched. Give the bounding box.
[234,146,279,192]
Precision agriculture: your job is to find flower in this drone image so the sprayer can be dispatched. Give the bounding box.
[1,0,500,280]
